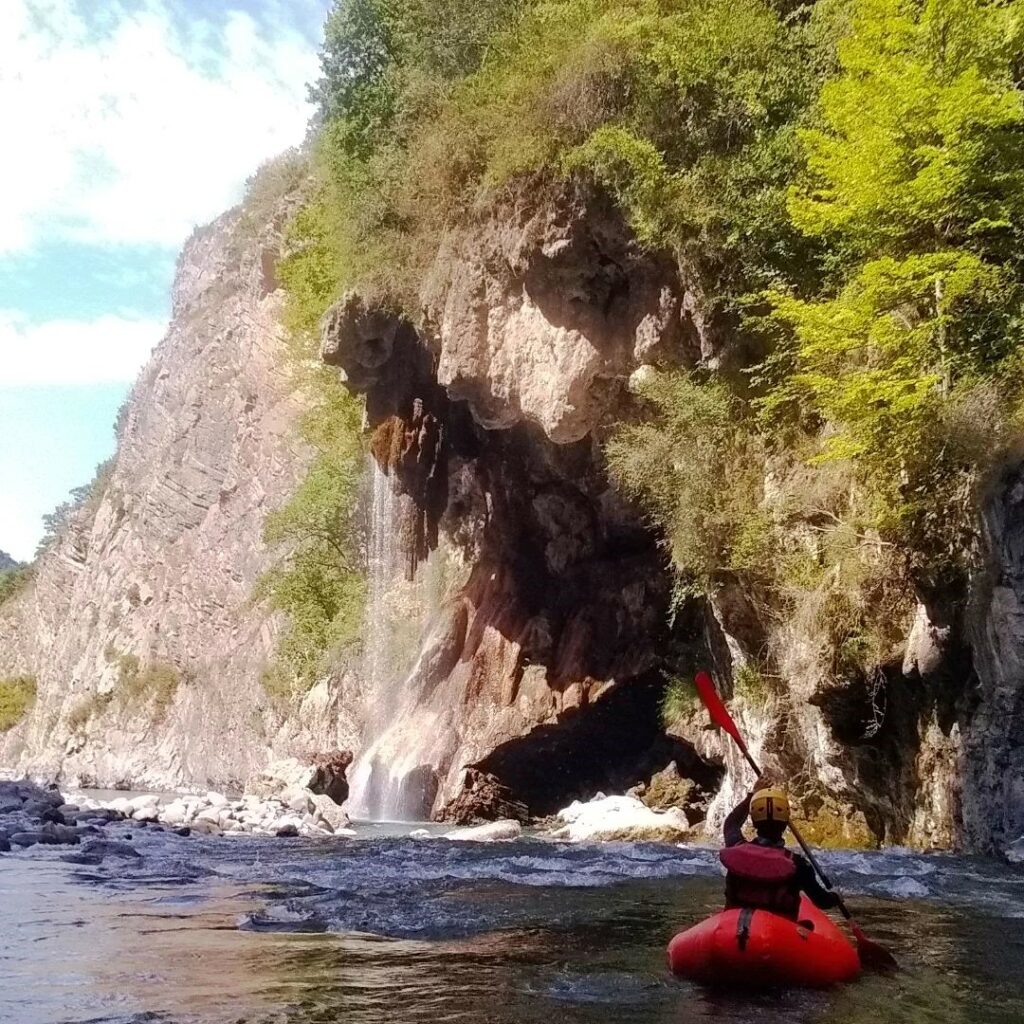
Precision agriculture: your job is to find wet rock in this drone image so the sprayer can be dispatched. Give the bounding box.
[637,762,702,814]
[548,795,690,843]
[437,769,529,826]
[66,839,142,864]
[42,823,81,844]
[10,831,49,847]
[0,837,10,853]
[443,819,522,842]
[275,823,299,837]
[308,750,354,807]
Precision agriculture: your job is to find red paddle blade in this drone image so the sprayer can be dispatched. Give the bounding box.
[694,671,748,754]
[850,921,899,971]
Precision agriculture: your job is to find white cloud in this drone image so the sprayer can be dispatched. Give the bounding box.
[0,0,325,255]
[0,310,166,386]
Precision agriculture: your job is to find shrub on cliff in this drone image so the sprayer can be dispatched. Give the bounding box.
[607,371,772,596]
[0,676,36,732]
[100,648,184,723]
[35,458,114,558]
[297,0,829,312]
[255,380,367,690]
[0,565,33,608]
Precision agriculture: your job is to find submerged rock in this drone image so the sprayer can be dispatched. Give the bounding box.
[548,795,690,843]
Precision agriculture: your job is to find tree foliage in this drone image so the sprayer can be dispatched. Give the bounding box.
[255,378,367,690]
[768,0,1024,578]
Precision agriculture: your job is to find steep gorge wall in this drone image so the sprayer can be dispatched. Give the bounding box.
[0,202,358,790]
[2,178,1020,853]
[324,187,1024,852]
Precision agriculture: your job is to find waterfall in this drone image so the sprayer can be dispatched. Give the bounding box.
[347,459,453,821]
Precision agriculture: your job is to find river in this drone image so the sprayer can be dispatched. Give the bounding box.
[2,822,1024,1023]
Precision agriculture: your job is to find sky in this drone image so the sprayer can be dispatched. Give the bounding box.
[0,0,332,562]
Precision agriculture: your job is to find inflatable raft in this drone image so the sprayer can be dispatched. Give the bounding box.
[668,898,861,988]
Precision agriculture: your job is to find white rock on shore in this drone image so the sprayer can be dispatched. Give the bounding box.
[443,819,523,842]
[549,795,690,843]
[71,787,354,839]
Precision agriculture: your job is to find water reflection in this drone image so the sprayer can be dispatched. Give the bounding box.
[2,842,1024,1024]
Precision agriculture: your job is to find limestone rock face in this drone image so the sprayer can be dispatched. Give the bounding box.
[420,189,697,444]
[325,193,728,826]
[964,465,1024,851]
[326,187,1023,852]
[0,203,359,791]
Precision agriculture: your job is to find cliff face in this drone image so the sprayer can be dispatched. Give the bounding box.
[325,188,1024,853]
[3,178,1020,852]
[0,200,358,790]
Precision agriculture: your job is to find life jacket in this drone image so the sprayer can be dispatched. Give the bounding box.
[720,842,801,920]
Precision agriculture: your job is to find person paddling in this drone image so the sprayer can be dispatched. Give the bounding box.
[721,785,839,921]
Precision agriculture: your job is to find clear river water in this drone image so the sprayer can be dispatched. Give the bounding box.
[3,820,1024,1024]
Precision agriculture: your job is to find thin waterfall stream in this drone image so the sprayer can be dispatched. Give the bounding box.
[347,458,458,821]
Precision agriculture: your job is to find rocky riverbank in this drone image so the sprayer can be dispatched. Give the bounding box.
[0,773,353,854]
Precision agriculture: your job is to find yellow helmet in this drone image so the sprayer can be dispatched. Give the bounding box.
[750,788,790,825]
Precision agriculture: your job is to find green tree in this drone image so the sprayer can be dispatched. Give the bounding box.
[768,0,1024,569]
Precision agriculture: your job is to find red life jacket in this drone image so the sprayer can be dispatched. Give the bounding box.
[720,843,801,920]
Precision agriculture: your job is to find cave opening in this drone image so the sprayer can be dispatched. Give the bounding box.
[472,672,724,819]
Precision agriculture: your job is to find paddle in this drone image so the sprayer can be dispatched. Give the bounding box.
[694,670,898,971]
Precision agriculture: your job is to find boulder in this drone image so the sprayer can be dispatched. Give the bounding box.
[189,819,222,836]
[638,762,709,822]
[549,795,690,843]
[246,758,317,801]
[65,839,141,864]
[280,786,313,815]
[308,751,353,807]
[436,768,529,825]
[160,799,193,826]
[310,793,350,833]
[444,819,522,842]
[246,753,352,810]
